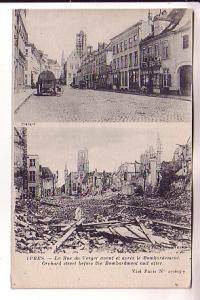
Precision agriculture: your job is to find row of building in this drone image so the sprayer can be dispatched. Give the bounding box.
[14,127,192,200]
[63,134,192,197]
[63,137,162,196]
[14,127,59,200]
[14,9,63,91]
[66,9,192,96]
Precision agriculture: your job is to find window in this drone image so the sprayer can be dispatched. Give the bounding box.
[154,44,159,58]
[148,46,153,57]
[121,71,124,85]
[25,49,28,56]
[134,51,138,65]
[121,56,124,69]
[29,171,36,182]
[142,48,146,62]
[117,58,120,69]
[133,34,138,41]
[29,187,35,198]
[113,59,116,70]
[135,70,139,83]
[129,38,132,48]
[125,55,128,68]
[25,60,28,71]
[116,44,119,54]
[183,35,189,49]
[25,74,28,85]
[112,46,115,55]
[129,53,132,67]
[153,74,160,87]
[163,69,171,87]
[120,42,123,52]
[30,159,35,167]
[72,183,76,191]
[124,71,128,86]
[162,41,169,59]
[124,40,128,51]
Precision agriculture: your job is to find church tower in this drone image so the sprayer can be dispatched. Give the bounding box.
[77,147,89,173]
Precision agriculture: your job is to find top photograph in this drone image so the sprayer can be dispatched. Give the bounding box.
[13,9,192,123]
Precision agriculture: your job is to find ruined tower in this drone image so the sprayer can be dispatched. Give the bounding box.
[77,147,89,173]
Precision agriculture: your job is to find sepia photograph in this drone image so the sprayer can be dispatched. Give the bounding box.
[13,8,192,122]
[11,5,194,289]
[13,124,192,255]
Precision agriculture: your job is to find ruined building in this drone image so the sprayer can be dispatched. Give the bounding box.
[77,147,89,173]
[140,134,162,190]
[14,127,28,199]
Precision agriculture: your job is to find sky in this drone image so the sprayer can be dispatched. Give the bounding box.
[26,123,191,186]
[26,9,164,63]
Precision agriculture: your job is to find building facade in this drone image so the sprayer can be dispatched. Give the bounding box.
[80,46,96,88]
[65,31,87,86]
[67,171,85,195]
[112,162,141,194]
[40,167,54,197]
[140,9,192,95]
[173,137,192,176]
[47,59,62,80]
[14,127,28,199]
[110,20,151,91]
[140,135,162,191]
[27,154,41,199]
[95,43,113,89]
[38,51,49,73]
[13,9,28,91]
[25,43,41,88]
[66,50,81,86]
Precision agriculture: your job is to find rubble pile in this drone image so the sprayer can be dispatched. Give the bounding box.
[14,185,192,253]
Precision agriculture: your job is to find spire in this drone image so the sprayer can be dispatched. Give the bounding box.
[148,9,153,24]
[60,50,65,77]
[64,161,68,180]
[156,133,162,153]
[156,133,162,167]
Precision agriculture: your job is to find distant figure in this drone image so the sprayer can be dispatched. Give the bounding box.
[75,206,83,221]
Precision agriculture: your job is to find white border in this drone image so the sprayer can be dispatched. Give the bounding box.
[0,2,199,299]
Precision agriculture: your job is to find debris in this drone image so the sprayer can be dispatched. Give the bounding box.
[135,217,156,245]
[14,186,191,253]
[51,218,85,253]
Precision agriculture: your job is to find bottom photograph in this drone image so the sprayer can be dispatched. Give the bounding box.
[12,123,192,288]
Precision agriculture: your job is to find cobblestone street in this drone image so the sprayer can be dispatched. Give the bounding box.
[14,87,192,122]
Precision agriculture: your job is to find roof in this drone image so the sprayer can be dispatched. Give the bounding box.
[161,9,186,33]
[47,59,58,65]
[38,70,56,82]
[141,9,187,44]
[110,21,142,41]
